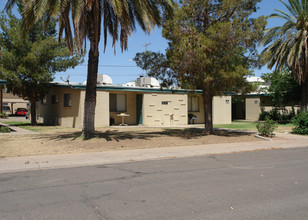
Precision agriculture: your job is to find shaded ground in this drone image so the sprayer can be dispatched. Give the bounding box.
[0,125,264,158]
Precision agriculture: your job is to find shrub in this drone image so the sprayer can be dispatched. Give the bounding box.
[291,112,308,135]
[259,111,270,121]
[0,126,10,133]
[258,108,296,123]
[256,117,277,137]
[0,112,8,119]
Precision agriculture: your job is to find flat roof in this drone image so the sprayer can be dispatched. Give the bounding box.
[52,82,204,94]
[0,80,6,86]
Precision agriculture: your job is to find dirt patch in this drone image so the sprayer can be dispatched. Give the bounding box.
[0,127,266,158]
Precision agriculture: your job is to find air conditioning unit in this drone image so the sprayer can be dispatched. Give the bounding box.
[136,77,160,87]
[97,74,112,85]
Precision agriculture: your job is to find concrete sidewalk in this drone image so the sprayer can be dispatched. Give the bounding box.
[0,121,38,135]
[0,132,307,174]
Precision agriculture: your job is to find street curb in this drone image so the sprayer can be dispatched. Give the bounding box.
[255,134,272,141]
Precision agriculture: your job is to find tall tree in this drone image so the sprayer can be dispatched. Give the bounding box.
[162,0,266,133]
[6,0,173,137]
[262,68,301,107]
[0,8,82,125]
[133,51,176,87]
[260,0,308,111]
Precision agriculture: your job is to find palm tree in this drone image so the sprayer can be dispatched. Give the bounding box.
[6,0,173,137]
[260,0,308,111]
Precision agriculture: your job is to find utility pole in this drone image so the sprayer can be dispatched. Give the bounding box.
[143,43,151,76]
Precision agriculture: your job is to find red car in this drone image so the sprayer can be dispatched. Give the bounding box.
[15,108,28,116]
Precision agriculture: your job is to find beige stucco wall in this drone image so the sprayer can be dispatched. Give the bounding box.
[37,88,110,128]
[262,105,301,114]
[143,93,187,126]
[37,87,233,127]
[212,96,232,124]
[260,96,301,114]
[244,96,301,121]
[109,91,139,125]
[245,97,261,121]
[93,90,110,127]
[37,87,83,128]
[188,95,232,125]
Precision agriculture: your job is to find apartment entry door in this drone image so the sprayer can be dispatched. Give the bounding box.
[136,94,143,125]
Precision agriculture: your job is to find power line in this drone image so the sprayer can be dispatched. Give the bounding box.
[55,73,140,76]
[78,64,138,67]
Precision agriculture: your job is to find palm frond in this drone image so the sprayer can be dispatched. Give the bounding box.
[270,11,294,22]
[279,0,298,18]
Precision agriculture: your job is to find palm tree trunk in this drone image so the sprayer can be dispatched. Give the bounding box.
[82,43,99,138]
[82,3,101,138]
[302,77,308,112]
[202,88,213,134]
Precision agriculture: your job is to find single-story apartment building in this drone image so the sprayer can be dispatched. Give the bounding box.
[1,79,29,115]
[232,93,301,121]
[36,82,232,128]
[2,92,29,115]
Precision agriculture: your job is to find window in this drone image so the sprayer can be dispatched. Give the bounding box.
[52,95,58,104]
[188,95,199,112]
[41,96,47,104]
[64,93,72,107]
[110,94,126,112]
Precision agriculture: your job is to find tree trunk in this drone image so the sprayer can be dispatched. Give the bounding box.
[82,44,99,138]
[0,85,3,114]
[30,93,37,126]
[81,2,101,138]
[301,77,308,112]
[202,88,213,134]
[82,46,99,138]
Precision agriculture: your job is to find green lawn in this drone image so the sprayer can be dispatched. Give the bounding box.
[0,121,68,133]
[1,121,31,126]
[215,121,294,133]
[214,121,259,131]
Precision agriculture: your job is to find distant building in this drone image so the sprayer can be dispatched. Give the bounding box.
[232,77,300,121]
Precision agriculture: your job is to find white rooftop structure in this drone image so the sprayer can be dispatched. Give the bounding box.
[82,74,113,85]
[246,76,265,83]
[122,81,136,87]
[135,77,160,88]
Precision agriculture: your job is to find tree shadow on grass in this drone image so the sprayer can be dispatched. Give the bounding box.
[39,130,152,142]
[40,127,252,142]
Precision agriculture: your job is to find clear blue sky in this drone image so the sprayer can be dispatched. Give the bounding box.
[0,0,287,85]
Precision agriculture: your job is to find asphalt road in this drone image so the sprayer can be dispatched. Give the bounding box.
[1,148,308,220]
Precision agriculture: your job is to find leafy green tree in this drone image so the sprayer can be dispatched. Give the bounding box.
[162,0,266,133]
[0,9,82,125]
[6,0,174,137]
[260,0,308,111]
[133,51,176,87]
[262,68,301,107]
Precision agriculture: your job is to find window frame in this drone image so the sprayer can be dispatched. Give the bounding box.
[63,93,72,107]
[51,95,58,104]
[109,94,127,112]
[41,96,47,104]
[188,95,199,112]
